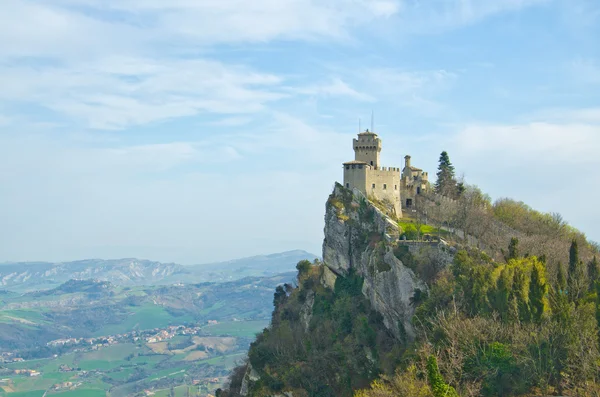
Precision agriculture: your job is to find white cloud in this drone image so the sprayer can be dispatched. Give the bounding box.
[0,57,285,129]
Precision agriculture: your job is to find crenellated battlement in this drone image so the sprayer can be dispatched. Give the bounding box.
[342,128,430,218]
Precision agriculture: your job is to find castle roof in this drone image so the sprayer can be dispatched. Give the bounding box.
[409,166,423,172]
[357,129,377,136]
[343,160,370,165]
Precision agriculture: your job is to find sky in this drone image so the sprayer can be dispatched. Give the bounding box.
[1,0,599,265]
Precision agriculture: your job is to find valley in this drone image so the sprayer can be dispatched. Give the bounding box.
[0,264,305,396]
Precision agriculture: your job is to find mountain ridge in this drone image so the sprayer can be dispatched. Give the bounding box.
[0,250,318,291]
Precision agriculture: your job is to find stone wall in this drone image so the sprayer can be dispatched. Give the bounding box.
[366,167,402,217]
[343,164,368,193]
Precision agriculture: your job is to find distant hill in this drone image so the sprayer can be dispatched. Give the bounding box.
[0,272,297,352]
[0,250,318,291]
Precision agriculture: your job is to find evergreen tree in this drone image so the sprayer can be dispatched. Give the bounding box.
[557,262,567,293]
[426,356,459,397]
[434,151,457,197]
[493,268,512,321]
[512,268,530,323]
[588,256,599,292]
[507,237,520,261]
[529,263,547,323]
[568,240,585,302]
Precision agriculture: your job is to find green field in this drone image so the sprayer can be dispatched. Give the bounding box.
[93,304,194,336]
[50,389,106,397]
[0,390,46,397]
[202,320,269,337]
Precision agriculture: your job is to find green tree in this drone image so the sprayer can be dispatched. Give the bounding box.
[491,268,512,321]
[512,268,530,323]
[557,262,567,293]
[568,240,585,302]
[426,356,459,397]
[296,259,312,275]
[507,237,520,261]
[529,263,547,323]
[588,256,599,292]
[434,151,457,197]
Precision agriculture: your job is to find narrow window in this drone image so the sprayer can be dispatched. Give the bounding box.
[383,184,387,190]
[372,184,375,189]
[417,187,421,194]
[395,185,397,190]
[370,161,373,166]
[346,183,350,188]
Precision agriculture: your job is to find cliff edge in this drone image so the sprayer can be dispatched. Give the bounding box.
[322,183,428,340]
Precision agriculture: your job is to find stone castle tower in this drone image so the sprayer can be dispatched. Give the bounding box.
[343,130,402,217]
[342,129,429,217]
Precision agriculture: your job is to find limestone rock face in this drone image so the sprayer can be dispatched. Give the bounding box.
[322,184,428,340]
[300,290,315,332]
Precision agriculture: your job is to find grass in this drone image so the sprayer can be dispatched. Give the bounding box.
[0,390,46,397]
[398,220,450,239]
[93,304,194,336]
[51,389,106,397]
[202,320,269,338]
[79,344,138,362]
[0,309,49,325]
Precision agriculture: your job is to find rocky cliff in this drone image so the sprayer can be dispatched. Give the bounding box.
[322,184,428,340]
[220,184,454,397]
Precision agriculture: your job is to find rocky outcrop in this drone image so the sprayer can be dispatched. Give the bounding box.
[240,363,260,396]
[322,184,430,340]
[300,290,315,332]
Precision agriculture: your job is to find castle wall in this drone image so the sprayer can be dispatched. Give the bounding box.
[366,167,402,217]
[353,135,381,168]
[343,166,368,193]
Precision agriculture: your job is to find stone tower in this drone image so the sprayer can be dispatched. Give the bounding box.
[344,130,401,217]
[353,130,381,169]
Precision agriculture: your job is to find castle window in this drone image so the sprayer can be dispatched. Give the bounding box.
[406,199,413,207]
[383,184,387,190]
[417,187,421,194]
[372,183,375,189]
[345,165,349,170]
[395,185,397,190]
[370,161,373,166]
[346,183,350,188]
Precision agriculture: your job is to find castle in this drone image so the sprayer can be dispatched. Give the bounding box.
[343,130,429,218]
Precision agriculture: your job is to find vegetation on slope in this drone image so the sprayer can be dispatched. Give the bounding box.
[358,238,600,396]
[220,151,600,397]
[219,261,400,397]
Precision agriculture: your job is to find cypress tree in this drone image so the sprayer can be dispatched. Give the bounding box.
[567,240,584,302]
[427,356,459,397]
[569,240,579,273]
[507,237,520,261]
[434,151,456,197]
[557,262,567,294]
[588,256,599,292]
[512,268,530,323]
[529,263,547,323]
[494,268,512,321]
